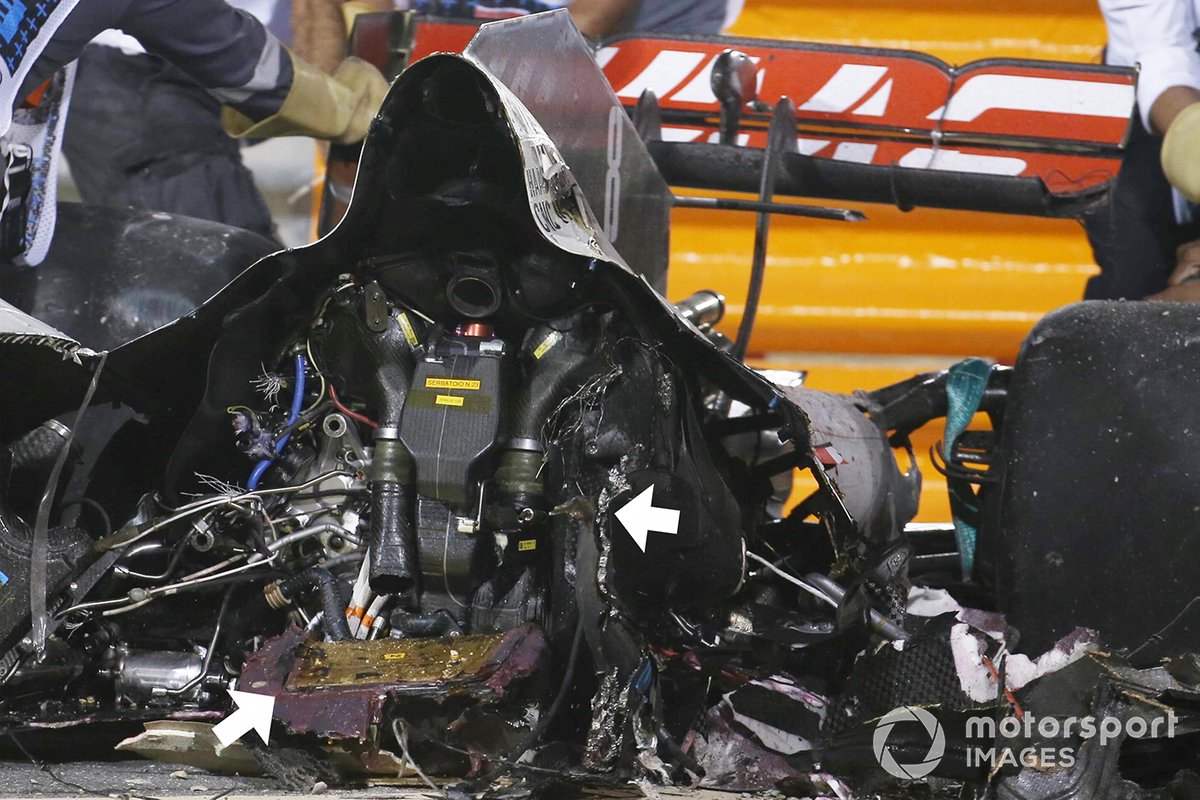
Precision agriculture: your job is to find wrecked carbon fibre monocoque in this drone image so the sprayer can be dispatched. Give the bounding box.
[0,13,1197,798]
[0,23,913,785]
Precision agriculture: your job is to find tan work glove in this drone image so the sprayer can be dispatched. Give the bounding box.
[1162,102,1200,202]
[341,1,377,32]
[222,50,389,145]
[1149,237,1200,301]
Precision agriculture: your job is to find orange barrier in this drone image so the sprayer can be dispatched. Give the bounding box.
[667,202,1097,362]
[728,0,1107,63]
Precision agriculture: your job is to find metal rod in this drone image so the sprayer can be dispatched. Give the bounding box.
[803,572,909,641]
[673,195,865,222]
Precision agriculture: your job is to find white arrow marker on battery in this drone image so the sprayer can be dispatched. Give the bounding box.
[616,484,680,553]
[213,689,275,747]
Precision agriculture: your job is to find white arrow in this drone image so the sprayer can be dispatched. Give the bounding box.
[615,484,680,553]
[213,689,275,747]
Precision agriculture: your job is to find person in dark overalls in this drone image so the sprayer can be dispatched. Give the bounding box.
[0,0,388,307]
[1088,0,1200,301]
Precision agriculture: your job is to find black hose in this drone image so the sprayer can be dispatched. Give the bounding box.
[278,567,352,641]
[8,422,79,475]
[6,423,81,523]
[525,617,585,747]
[369,480,418,595]
[322,301,421,598]
[498,320,597,505]
[657,724,705,779]
[510,323,595,441]
[733,99,794,360]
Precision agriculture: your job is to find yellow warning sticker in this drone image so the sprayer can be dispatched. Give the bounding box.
[533,331,563,360]
[518,539,537,552]
[435,395,465,407]
[397,312,419,347]
[426,378,482,391]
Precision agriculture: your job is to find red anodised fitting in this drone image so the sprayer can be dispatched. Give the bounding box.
[454,322,494,339]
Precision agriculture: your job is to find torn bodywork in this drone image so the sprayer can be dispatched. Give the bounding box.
[0,16,905,784]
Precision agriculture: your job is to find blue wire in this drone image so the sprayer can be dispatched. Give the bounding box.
[276,354,308,454]
[247,456,271,490]
[248,354,307,490]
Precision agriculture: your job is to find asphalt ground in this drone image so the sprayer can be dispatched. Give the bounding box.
[0,760,283,799]
[0,758,764,800]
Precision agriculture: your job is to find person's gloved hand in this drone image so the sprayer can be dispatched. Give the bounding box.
[1162,102,1200,202]
[329,57,391,142]
[341,1,376,32]
[1148,237,1200,301]
[222,50,389,144]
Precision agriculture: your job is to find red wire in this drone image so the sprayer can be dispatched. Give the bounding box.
[329,385,379,429]
[983,655,1024,720]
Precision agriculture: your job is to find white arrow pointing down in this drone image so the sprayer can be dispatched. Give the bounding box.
[213,689,275,747]
[615,484,680,553]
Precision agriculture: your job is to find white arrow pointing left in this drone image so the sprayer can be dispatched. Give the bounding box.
[615,484,680,553]
[213,689,275,747]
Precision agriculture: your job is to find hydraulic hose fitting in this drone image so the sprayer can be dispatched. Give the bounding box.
[371,429,413,485]
[496,438,544,501]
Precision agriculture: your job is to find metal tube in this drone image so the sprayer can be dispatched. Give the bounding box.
[673,290,727,328]
[804,572,909,641]
[672,195,864,222]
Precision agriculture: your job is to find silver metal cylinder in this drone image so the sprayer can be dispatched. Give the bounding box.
[674,290,726,328]
[115,650,204,701]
